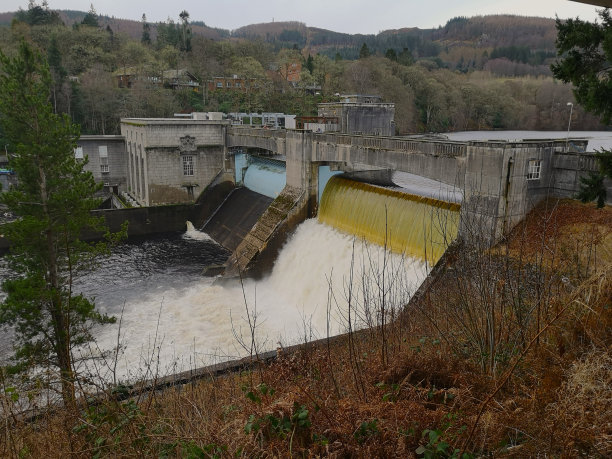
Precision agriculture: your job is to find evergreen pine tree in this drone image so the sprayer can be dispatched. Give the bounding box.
[141,14,151,45]
[0,41,124,407]
[359,42,370,59]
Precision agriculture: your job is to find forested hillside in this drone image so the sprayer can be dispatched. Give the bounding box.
[0,2,607,138]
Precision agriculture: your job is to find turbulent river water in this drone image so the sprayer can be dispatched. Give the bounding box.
[0,220,428,382]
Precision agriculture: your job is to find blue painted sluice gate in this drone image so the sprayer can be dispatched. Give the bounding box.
[234,154,341,205]
[234,154,286,199]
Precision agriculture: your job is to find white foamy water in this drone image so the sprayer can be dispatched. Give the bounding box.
[79,219,428,382]
[183,221,215,241]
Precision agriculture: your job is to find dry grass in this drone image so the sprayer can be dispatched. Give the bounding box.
[500,198,612,270]
[1,199,610,458]
[544,349,612,456]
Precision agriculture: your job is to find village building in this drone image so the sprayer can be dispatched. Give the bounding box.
[227,112,296,129]
[207,75,261,93]
[161,69,200,91]
[112,68,199,91]
[286,60,302,84]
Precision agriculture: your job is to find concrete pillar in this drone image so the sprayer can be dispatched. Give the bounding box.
[459,143,510,243]
[286,130,319,215]
[126,142,132,191]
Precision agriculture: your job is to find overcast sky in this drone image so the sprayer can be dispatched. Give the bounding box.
[1,1,605,34]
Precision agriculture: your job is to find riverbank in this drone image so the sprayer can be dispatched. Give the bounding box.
[1,199,610,457]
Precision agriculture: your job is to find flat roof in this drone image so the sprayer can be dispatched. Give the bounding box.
[121,118,231,126]
[79,135,125,140]
[318,102,395,107]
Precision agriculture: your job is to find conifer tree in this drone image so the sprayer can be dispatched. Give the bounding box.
[0,41,123,407]
[552,9,612,207]
[179,10,192,52]
[552,9,612,123]
[141,13,151,45]
[359,42,371,59]
[81,4,99,28]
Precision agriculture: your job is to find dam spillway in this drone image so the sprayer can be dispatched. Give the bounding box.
[202,188,273,252]
[319,176,460,265]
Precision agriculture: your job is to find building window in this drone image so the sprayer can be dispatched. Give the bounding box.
[99,145,109,174]
[226,81,232,88]
[182,155,194,176]
[527,159,541,180]
[235,82,241,88]
[216,82,223,88]
[74,146,83,159]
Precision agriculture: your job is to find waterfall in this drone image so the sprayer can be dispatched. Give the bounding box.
[319,176,460,265]
[184,221,214,241]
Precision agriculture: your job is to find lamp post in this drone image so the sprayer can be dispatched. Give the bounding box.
[566,102,574,152]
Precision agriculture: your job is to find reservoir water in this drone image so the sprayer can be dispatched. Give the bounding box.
[445,130,612,151]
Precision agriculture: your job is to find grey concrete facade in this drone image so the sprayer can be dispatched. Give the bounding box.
[318,102,396,136]
[77,135,128,193]
[120,118,230,206]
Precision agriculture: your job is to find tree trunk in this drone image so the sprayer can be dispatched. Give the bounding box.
[39,164,76,409]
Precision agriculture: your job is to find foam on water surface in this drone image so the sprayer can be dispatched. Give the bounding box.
[83,219,428,381]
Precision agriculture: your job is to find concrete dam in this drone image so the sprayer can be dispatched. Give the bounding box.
[69,199,431,381]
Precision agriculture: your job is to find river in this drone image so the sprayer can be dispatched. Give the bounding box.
[0,220,427,383]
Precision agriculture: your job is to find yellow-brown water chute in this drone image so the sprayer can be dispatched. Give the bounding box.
[318,176,460,265]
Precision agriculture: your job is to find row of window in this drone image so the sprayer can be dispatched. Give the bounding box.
[76,147,195,177]
[216,81,242,88]
[75,146,110,174]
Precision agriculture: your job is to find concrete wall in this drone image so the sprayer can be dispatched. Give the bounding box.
[551,152,611,200]
[224,185,305,277]
[77,136,127,192]
[461,140,592,241]
[93,179,234,238]
[318,103,396,136]
[121,119,230,206]
[146,146,224,204]
[0,196,229,255]
[97,204,199,236]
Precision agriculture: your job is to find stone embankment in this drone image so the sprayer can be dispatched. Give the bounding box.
[224,185,304,277]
